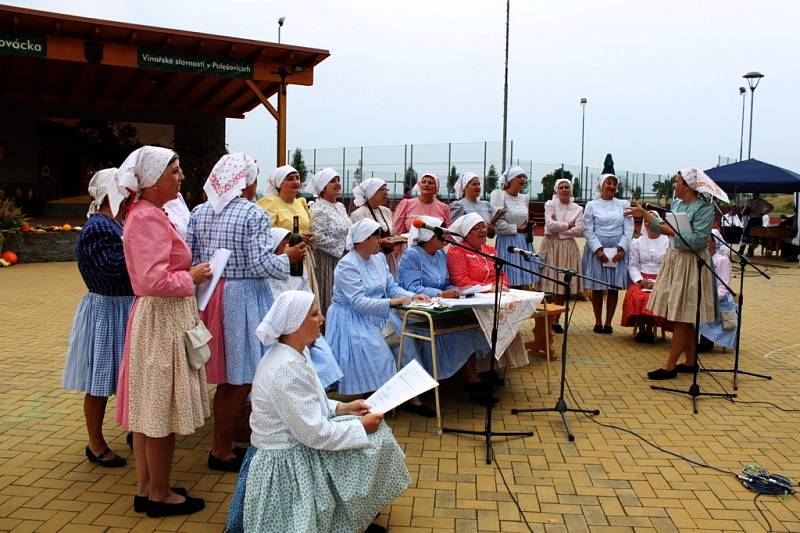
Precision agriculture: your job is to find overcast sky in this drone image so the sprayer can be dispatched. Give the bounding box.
[11,0,800,177]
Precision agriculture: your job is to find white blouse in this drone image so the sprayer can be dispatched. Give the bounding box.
[250,342,369,451]
[543,199,584,240]
[490,190,529,235]
[627,234,670,283]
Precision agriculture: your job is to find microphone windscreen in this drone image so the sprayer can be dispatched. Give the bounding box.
[412,218,425,229]
[507,245,516,253]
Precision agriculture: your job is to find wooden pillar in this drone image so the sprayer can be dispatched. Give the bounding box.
[277,81,287,166]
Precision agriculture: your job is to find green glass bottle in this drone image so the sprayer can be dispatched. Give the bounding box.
[288,215,304,277]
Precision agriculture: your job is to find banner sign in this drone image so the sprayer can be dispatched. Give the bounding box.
[0,32,47,58]
[137,48,254,79]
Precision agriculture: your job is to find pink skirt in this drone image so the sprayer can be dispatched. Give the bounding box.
[200,278,227,384]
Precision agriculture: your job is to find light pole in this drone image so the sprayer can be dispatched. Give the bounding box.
[738,87,746,162]
[743,71,764,159]
[278,17,285,44]
[501,0,510,173]
[579,98,587,191]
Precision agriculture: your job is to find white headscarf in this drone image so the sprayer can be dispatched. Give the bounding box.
[593,173,618,199]
[117,146,176,198]
[407,215,442,247]
[352,178,386,207]
[711,228,726,256]
[454,172,480,200]
[498,166,526,190]
[346,218,381,250]
[87,167,127,218]
[304,168,339,197]
[448,212,485,243]
[411,172,440,196]
[203,153,258,214]
[163,193,191,240]
[255,290,316,346]
[552,178,574,203]
[264,165,298,198]
[678,167,730,203]
[269,227,291,253]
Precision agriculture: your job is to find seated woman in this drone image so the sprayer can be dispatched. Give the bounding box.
[232,290,409,533]
[397,216,491,385]
[620,212,670,343]
[325,219,432,415]
[698,230,738,351]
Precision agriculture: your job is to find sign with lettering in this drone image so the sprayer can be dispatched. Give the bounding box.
[137,48,254,79]
[0,33,47,58]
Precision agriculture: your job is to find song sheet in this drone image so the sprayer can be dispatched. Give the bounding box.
[196,248,232,311]
[366,360,438,414]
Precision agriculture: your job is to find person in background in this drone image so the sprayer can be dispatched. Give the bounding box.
[448,172,494,225]
[739,192,773,256]
[581,174,633,334]
[698,230,738,352]
[720,205,743,245]
[393,172,451,235]
[350,178,403,275]
[63,168,133,468]
[540,178,584,332]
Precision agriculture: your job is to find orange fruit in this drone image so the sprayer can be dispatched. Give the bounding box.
[62,224,72,231]
[2,251,18,265]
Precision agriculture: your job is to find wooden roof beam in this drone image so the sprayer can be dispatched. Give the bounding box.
[244,80,278,121]
[192,77,231,109]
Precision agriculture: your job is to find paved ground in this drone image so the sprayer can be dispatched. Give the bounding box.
[1,259,800,532]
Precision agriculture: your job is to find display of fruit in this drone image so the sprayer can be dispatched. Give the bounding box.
[1,251,18,265]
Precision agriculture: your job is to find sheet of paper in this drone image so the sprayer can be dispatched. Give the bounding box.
[366,360,438,414]
[602,247,618,268]
[196,248,232,312]
[463,284,492,295]
[666,212,692,250]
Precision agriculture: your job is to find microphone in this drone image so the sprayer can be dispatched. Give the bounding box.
[412,218,463,238]
[507,246,543,260]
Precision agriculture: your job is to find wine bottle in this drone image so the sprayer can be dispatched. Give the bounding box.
[288,215,304,277]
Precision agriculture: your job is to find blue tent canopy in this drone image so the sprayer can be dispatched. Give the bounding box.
[705,159,800,194]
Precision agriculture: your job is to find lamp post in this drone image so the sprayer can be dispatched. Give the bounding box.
[579,98,587,189]
[738,87,746,162]
[278,17,285,44]
[501,0,510,173]
[743,71,764,159]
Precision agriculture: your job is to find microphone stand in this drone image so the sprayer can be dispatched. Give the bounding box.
[701,231,771,389]
[509,251,616,441]
[648,210,736,413]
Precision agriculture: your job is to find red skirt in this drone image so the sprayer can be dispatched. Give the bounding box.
[621,273,658,327]
[199,278,227,384]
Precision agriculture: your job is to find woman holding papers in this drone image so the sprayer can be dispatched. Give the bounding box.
[325,219,433,416]
[541,178,584,333]
[186,153,305,472]
[350,178,403,275]
[581,174,633,334]
[626,168,723,380]
[229,290,409,533]
[114,146,210,517]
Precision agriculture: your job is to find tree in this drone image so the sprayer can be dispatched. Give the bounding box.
[537,167,574,201]
[404,166,418,192]
[290,148,309,182]
[484,164,499,196]
[353,159,363,184]
[651,176,676,201]
[572,177,582,201]
[632,185,642,201]
[447,165,458,194]
[602,153,615,174]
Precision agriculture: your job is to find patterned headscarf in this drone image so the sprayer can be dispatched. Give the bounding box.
[411,172,440,196]
[203,153,258,214]
[678,168,730,203]
[264,165,298,198]
[346,218,381,250]
[304,168,339,197]
[352,178,386,207]
[117,146,176,198]
[448,212,485,243]
[87,168,127,218]
[454,172,480,200]
[255,290,316,346]
[407,216,442,247]
[593,173,618,199]
[498,166,526,190]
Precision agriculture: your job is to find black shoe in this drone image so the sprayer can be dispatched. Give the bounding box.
[469,391,499,407]
[402,402,437,418]
[697,341,714,353]
[602,325,613,334]
[134,487,187,513]
[634,331,647,343]
[126,432,134,450]
[208,452,244,473]
[551,323,564,334]
[478,370,505,387]
[233,446,248,458]
[145,495,205,518]
[675,363,698,373]
[593,325,604,333]
[366,524,386,533]
[644,331,656,343]
[85,446,126,468]
[647,368,677,380]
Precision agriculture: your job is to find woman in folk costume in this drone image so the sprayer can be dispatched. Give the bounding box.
[114,146,211,517]
[448,172,494,223]
[267,227,343,390]
[306,168,352,317]
[392,172,452,235]
[581,174,633,334]
[186,153,305,472]
[62,168,134,468]
[698,229,739,351]
[626,168,727,379]
[540,178,584,332]
[226,290,409,533]
[490,166,540,288]
[257,164,320,299]
[349,177,403,275]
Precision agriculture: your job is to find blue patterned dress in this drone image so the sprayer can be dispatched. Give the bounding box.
[62,214,134,397]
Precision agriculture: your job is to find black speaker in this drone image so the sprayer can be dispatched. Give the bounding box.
[84,41,104,64]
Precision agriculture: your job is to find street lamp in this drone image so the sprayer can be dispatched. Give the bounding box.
[278,17,285,44]
[738,87,746,162]
[579,98,587,194]
[501,0,510,173]
[743,71,764,159]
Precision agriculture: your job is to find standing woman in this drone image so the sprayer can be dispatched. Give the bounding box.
[115,146,211,517]
[63,168,133,467]
[490,166,539,288]
[257,165,319,300]
[540,179,584,332]
[306,168,352,317]
[581,174,633,334]
[448,172,494,222]
[393,172,452,235]
[626,168,724,379]
[350,178,403,275]
[187,153,305,472]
